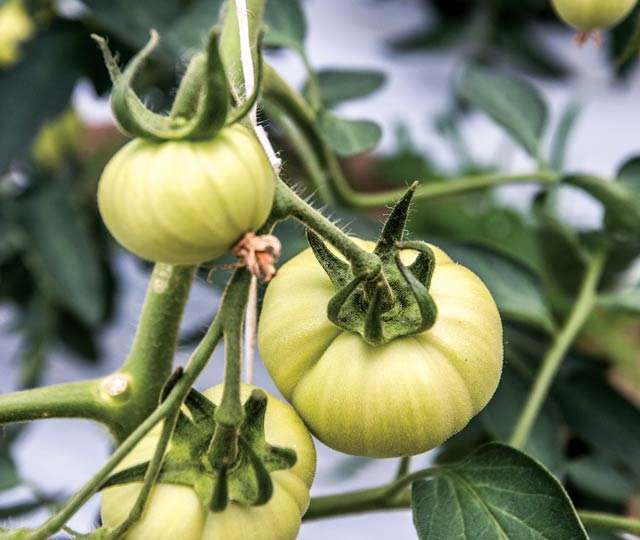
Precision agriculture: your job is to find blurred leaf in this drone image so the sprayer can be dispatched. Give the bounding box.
[412,444,588,540]
[0,450,20,491]
[534,193,587,296]
[567,454,639,504]
[480,364,565,473]
[550,102,581,170]
[439,242,555,333]
[329,456,375,480]
[597,288,640,316]
[495,31,570,79]
[162,0,226,54]
[303,69,385,108]
[0,21,88,173]
[21,179,104,326]
[457,65,547,158]
[610,4,640,77]
[0,500,45,520]
[565,162,640,234]
[556,362,640,479]
[263,0,306,50]
[317,110,382,156]
[411,195,542,272]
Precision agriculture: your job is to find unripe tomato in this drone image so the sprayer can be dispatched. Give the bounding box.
[101,385,316,540]
[551,0,638,31]
[258,240,503,458]
[98,124,274,265]
[0,0,33,67]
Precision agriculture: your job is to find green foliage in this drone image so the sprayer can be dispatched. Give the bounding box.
[412,444,588,540]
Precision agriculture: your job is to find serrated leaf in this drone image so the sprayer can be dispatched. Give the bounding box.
[412,444,588,540]
[21,179,104,326]
[263,0,306,50]
[440,242,555,333]
[457,65,547,158]
[303,69,386,108]
[317,110,382,156]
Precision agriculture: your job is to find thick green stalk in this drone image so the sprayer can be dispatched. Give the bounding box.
[0,379,124,438]
[273,178,380,278]
[509,250,607,449]
[0,264,196,442]
[24,269,250,540]
[578,511,640,536]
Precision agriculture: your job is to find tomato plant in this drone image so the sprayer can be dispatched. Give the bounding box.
[1,1,640,540]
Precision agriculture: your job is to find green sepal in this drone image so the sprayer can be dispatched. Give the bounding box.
[312,185,439,345]
[99,388,297,511]
[92,29,230,141]
[307,230,351,288]
[374,182,417,257]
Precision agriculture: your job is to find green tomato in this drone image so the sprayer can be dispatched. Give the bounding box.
[100,385,316,540]
[551,0,638,31]
[258,239,503,458]
[98,124,274,265]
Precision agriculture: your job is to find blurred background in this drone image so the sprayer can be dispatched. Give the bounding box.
[1,0,639,538]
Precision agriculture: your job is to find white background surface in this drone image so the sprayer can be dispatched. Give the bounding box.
[2,0,640,537]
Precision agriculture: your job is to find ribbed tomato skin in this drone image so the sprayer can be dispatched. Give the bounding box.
[98,124,274,265]
[258,240,504,458]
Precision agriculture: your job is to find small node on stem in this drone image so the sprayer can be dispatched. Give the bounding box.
[575,30,602,46]
[100,373,130,400]
[209,233,282,282]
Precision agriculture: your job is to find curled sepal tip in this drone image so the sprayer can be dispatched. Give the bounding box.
[307,230,351,288]
[93,29,230,141]
[374,181,418,256]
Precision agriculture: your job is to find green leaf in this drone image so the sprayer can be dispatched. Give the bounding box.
[263,0,306,50]
[411,443,588,540]
[480,364,565,473]
[550,102,581,170]
[0,500,44,520]
[597,287,640,316]
[556,363,640,479]
[439,243,555,333]
[0,21,88,173]
[303,69,386,108]
[317,110,382,156]
[457,65,547,158]
[567,454,639,504]
[21,179,104,326]
[0,450,20,491]
[565,165,640,234]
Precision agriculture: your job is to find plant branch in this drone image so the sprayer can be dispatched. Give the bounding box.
[578,511,640,536]
[262,64,561,208]
[509,249,607,449]
[24,268,251,540]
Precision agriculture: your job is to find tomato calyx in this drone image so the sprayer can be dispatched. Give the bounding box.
[91,27,263,142]
[101,388,297,512]
[309,184,438,346]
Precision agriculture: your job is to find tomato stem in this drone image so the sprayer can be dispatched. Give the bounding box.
[24,269,251,540]
[509,248,607,450]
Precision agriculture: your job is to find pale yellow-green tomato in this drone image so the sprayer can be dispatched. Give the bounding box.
[0,0,33,67]
[258,239,503,458]
[551,0,638,31]
[101,385,316,540]
[31,109,83,170]
[98,124,274,264]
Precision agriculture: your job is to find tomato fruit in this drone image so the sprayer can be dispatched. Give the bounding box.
[101,385,316,540]
[551,0,638,31]
[258,239,503,458]
[98,124,274,265]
